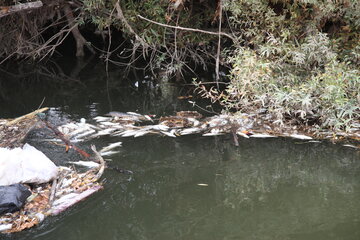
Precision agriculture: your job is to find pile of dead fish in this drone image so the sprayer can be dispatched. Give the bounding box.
[55,111,314,142]
[53,110,360,149]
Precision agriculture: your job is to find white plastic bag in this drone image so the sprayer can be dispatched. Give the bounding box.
[0,144,58,186]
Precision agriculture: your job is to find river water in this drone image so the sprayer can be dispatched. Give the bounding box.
[1,59,359,240]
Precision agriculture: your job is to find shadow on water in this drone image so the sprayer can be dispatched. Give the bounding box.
[0,57,198,119]
[1,59,359,240]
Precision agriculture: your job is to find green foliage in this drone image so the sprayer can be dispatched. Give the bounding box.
[81,0,218,74]
[215,0,360,130]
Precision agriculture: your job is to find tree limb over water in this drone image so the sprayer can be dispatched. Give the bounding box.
[137,14,236,43]
[0,1,43,19]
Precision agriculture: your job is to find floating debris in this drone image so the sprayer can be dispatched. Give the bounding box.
[0,108,48,148]
[0,146,105,233]
[0,109,108,233]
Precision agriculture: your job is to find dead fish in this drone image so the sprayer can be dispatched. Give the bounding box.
[107,111,153,122]
[93,116,112,122]
[67,126,93,138]
[187,118,201,127]
[202,132,225,136]
[144,124,170,131]
[197,183,208,186]
[236,131,250,138]
[250,133,276,138]
[50,186,103,216]
[179,127,203,135]
[93,128,118,137]
[289,134,313,140]
[119,129,139,137]
[100,142,122,153]
[343,144,359,149]
[161,130,177,137]
[73,129,96,139]
[68,161,100,168]
[100,151,120,156]
[85,123,102,131]
[134,130,152,137]
[99,121,120,127]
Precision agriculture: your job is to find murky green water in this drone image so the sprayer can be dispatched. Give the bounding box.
[1,60,359,240]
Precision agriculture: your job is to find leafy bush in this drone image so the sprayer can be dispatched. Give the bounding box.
[208,0,360,130]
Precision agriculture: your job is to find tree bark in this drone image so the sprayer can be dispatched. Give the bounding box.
[63,4,91,57]
[114,1,148,48]
[0,1,43,19]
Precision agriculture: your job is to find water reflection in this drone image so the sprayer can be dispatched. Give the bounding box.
[0,58,194,118]
[7,134,358,240]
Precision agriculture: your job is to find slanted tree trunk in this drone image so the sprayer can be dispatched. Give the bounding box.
[63,4,87,57]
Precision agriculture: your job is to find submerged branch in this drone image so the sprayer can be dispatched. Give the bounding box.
[41,119,91,158]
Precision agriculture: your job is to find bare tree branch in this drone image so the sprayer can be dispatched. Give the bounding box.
[0,1,43,19]
[137,14,236,42]
[215,0,222,88]
[114,1,148,48]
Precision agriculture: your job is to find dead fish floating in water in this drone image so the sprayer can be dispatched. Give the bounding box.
[289,134,313,140]
[100,151,120,156]
[179,127,203,135]
[106,111,153,122]
[176,111,203,119]
[68,161,100,168]
[159,116,199,128]
[52,112,354,146]
[100,142,122,153]
[249,133,276,138]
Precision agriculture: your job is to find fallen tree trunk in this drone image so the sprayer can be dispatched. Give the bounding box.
[0,1,43,19]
